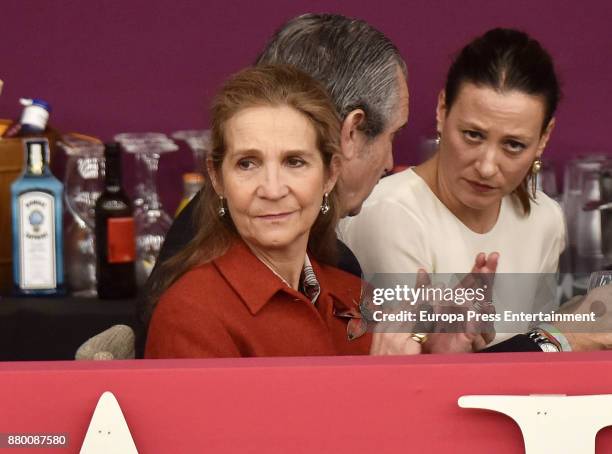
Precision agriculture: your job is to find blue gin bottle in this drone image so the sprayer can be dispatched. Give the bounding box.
[11,138,65,295]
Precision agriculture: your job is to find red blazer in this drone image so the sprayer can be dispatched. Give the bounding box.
[146,240,371,358]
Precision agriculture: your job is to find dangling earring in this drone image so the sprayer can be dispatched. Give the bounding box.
[217,195,226,217]
[531,158,542,198]
[320,192,330,215]
[434,131,441,148]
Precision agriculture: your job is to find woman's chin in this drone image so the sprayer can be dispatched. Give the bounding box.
[248,234,302,252]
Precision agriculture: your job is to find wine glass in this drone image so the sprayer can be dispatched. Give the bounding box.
[59,134,104,297]
[563,155,609,273]
[114,133,178,286]
[576,170,605,273]
[172,129,211,175]
[114,132,168,216]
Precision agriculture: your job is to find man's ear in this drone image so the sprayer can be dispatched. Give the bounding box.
[206,158,223,195]
[340,109,367,161]
[436,90,447,134]
[536,117,556,158]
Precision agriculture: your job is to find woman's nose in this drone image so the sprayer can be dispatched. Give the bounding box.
[475,147,499,179]
[256,165,289,199]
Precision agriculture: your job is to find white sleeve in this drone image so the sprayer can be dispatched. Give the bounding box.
[340,199,432,276]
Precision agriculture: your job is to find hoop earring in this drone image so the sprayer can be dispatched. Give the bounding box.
[531,158,542,198]
[320,193,330,215]
[217,195,226,217]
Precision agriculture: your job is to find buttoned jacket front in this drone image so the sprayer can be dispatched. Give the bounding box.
[146,240,371,358]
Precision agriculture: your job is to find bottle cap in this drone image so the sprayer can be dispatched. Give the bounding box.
[20,98,52,113]
[19,98,51,131]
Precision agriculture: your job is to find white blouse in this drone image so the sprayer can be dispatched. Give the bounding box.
[339,168,566,276]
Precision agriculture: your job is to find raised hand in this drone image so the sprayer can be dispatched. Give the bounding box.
[423,251,499,353]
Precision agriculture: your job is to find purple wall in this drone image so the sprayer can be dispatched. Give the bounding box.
[2,0,612,211]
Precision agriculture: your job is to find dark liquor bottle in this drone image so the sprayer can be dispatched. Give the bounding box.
[95,143,136,299]
[11,139,65,295]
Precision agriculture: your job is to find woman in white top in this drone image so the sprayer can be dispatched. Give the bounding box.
[339,29,566,345]
[340,27,565,275]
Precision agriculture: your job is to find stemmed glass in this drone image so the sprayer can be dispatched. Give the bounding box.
[114,133,178,286]
[172,129,211,174]
[563,155,609,273]
[575,170,605,273]
[115,132,167,216]
[59,134,104,297]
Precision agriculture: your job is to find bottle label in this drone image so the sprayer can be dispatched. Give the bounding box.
[107,218,135,263]
[18,191,56,289]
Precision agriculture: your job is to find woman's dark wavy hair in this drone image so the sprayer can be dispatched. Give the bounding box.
[444,28,561,214]
[144,64,342,323]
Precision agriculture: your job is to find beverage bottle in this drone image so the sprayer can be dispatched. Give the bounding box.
[3,98,51,138]
[94,143,136,299]
[11,138,65,295]
[175,172,204,216]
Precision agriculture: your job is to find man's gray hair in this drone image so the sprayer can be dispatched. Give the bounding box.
[256,13,407,138]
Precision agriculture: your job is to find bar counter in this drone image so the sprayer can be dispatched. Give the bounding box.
[0,295,138,361]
